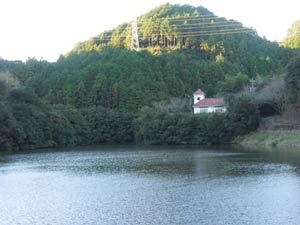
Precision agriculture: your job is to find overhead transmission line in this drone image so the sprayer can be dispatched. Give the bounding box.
[141,23,244,32]
[144,28,251,36]
[174,29,251,37]
[91,22,251,40]
[137,14,219,23]
[93,28,253,41]
[138,20,241,28]
[84,15,253,50]
[137,16,232,25]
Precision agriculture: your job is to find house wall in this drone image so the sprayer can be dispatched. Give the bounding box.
[194,106,226,114]
[194,94,205,104]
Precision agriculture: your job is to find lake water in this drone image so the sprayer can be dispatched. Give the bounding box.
[1,146,300,225]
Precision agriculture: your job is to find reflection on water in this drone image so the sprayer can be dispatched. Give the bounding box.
[0,146,300,225]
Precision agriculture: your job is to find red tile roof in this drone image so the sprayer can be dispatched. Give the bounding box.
[193,98,225,108]
[194,89,205,95]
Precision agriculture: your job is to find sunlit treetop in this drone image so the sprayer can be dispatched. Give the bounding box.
[283,21,300,49]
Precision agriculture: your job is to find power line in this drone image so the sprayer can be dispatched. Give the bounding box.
[138,14,219,23]
[83,15,253,45]
[93,29,253,41]
[175,29,252,38]
[91,28,253,41]
[138,20,241,28]
[138,16,221,25]
[96,23,249,40]
[140,28,252,38]
[140,23,244,32]
[79,14,249,47]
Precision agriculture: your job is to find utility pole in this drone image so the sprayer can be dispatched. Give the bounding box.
[249,78,256,93]
[131,18,140,51]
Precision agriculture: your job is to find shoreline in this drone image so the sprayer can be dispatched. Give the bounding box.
[2,130,300,153]
[236,130,300,150]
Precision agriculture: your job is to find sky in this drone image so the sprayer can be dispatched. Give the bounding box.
[0,0,299,62]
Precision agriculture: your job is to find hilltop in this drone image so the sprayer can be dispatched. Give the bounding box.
[69,4,291,78]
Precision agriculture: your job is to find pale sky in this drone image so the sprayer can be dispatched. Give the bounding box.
[0,0,299,62]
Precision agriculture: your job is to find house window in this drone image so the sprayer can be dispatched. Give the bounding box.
[199,108,208,113]
[215,108,224,113]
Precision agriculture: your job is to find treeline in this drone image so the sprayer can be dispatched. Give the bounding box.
[0,79,258,150]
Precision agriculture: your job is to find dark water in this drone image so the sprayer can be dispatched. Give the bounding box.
[1,146,300,225]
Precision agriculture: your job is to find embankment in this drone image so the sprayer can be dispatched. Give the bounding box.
[236,130,300,149]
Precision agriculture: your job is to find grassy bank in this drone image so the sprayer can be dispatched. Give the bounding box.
[236,130,300,149]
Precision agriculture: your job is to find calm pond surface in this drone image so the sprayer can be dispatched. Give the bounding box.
[1,145,300,225]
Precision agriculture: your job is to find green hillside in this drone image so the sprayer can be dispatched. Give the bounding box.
[0,4,298,150]
[23,4,293,111]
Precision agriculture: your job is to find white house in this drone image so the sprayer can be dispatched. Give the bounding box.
[193,89,226,114]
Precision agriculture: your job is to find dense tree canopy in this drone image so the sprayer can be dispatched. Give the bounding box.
[133,95,259,145]
[0,4,298,151]
[14,47,292,112]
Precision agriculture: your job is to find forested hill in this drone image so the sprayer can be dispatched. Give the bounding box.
[44,4,294,110]
[70,4,225,53]
[1,4,296,113]
[0,4,299,150]
[70,4,278,56]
